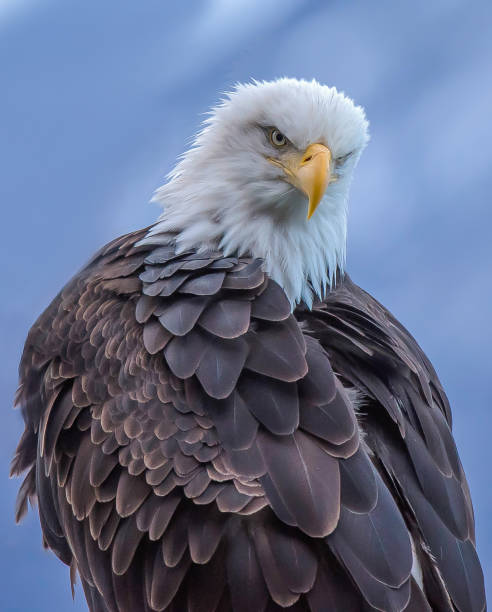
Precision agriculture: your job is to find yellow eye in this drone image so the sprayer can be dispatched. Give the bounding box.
[269,128,287,147]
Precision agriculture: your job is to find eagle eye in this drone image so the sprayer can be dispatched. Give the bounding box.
[269,128,287,148]
[335,151,354,166]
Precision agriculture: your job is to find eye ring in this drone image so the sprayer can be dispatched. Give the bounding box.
[269,128,287,148]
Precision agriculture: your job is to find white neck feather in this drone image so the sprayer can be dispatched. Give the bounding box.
[141,173,351,308]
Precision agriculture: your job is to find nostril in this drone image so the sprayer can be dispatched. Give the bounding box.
[303,155,312,163]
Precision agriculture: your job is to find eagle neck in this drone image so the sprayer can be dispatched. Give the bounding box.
[141,185,348,307]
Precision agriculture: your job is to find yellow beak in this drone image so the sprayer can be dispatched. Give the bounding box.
[269,143,332,219]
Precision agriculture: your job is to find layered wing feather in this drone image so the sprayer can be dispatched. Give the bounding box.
[11,230,483,611]
[299,275,486,612]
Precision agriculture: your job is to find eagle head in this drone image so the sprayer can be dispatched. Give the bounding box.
[146,78,369,306]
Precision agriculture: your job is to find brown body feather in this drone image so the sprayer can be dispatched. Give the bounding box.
[11,229,485,611]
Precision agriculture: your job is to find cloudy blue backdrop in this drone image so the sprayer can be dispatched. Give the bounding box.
[1,1,490,609]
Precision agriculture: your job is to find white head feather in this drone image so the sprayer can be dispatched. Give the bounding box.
[143,78,369,307]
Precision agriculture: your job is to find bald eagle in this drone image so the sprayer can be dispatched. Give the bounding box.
[12,78,485,612]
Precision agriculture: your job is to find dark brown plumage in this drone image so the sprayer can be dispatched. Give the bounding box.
[11,228,485,611]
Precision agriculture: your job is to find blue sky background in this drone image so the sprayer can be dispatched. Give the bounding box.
[1,1,491,609]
